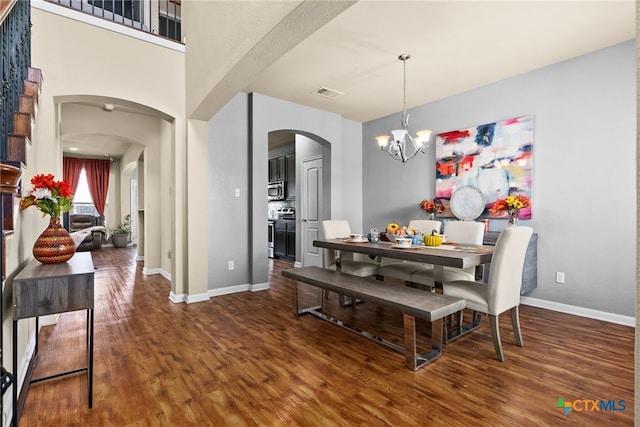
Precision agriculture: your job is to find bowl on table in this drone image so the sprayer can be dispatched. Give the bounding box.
[385,233,402,243]
[395,237,413,248]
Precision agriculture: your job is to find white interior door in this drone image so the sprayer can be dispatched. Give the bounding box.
[302,157,323,267]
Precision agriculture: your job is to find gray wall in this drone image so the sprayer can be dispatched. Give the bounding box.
[250,93,357,285]
[363,41,636,317]
[208,92,363,290]
[208,93,250,288]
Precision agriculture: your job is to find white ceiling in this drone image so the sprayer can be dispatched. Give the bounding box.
[64,1,635,156]
[246,0,635,123]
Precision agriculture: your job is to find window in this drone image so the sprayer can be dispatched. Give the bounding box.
[71,169,98,216]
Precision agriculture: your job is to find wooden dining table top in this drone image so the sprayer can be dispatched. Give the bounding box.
[313,238,494,269]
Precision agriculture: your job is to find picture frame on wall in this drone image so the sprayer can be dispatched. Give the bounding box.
[435,115,533,219]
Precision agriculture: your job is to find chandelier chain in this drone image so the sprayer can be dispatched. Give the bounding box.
[403,56,407,116]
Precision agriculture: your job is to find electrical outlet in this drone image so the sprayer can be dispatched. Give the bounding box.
[234,188,240,197]
[228,260,234,270]
[555,272,565,284]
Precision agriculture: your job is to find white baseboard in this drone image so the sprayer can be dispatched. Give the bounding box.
[185,293,210,304]
[3,332,38,426]
[209,284,250,297]
[39,314,59,326]
[3,389,11,427]
[142,267,159,275]
[169,284,270,303]
[250,282,270,292]
[141,267,171,281]
[520,296,635,327]
[169,292,186,303]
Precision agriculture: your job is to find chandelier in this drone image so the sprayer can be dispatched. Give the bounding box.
[375,54,432,164]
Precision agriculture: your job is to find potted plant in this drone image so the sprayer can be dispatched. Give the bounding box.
[111,214,131,248]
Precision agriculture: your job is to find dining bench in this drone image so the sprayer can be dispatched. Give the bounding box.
[281,266,465,370]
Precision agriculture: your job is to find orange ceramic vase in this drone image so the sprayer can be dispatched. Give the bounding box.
[33,218,75,264]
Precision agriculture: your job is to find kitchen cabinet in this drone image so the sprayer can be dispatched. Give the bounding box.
[268,154,288,182]
[285,152,295,199]
[274,220,295,261]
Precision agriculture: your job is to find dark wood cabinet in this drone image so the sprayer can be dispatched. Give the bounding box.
[269,154,288,182]
[274,221,287,258]
[285,152,295,199]
[274,220,295,261]
[286,221,296,258]
[277,156,286,181]
[268,157,279,182]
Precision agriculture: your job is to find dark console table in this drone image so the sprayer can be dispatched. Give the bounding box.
[483,231,538,295]
[11,252,95,426]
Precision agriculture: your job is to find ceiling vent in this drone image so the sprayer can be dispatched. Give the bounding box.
[312,86,345,99]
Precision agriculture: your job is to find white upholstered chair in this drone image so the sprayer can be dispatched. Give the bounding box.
[320,220,379,277]
[443,225,533,361]
[377,219,442,282]
[410,220,485,288]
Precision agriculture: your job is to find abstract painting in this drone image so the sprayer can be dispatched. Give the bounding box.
[435,115,533,219]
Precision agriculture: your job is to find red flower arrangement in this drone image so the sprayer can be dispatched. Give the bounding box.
[20,174,74,220]
[419,198,445,214]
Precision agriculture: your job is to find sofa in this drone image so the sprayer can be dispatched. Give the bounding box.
[69,214,105,251]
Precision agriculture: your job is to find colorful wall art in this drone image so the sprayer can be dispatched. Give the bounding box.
[435,115,533,219]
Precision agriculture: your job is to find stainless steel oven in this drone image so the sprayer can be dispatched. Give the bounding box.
[268,220,275,258]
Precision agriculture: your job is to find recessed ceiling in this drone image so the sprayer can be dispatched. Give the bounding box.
[244,1,635,123]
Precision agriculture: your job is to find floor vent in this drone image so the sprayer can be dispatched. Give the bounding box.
[312,86,345,99]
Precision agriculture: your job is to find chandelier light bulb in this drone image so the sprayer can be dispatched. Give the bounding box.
[375,135,390,148]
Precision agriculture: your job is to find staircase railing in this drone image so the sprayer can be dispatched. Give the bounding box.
[1,0,31,410]
[46,0,181,42]
[1,0,31,160]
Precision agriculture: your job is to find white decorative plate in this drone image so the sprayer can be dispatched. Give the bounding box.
[450,186,485,220]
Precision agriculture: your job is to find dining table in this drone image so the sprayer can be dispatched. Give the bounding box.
[313,238,494,273]
[312,237,496,345]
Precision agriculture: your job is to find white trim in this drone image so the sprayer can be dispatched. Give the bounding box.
[139,267,171,281]
[2,331,37,427]
[185,293,210,304]
[136,255,144,262]
[169,291,185,303]
[3,389,13,427]
[208,284,250,297]
[250,282,270,292]
[142,267,161,276]
[294,261,302,268]
[520,296,635,327]
[31,0,185,52]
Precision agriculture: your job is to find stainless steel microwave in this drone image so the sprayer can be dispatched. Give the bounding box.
[268,181,285,201]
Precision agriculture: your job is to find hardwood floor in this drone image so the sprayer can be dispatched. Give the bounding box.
[17,248,633,426]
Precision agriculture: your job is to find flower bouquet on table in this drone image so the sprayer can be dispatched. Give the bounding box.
[419,198,444,219]
[20,174,73,219]
[20,174,76,263]
[489,194,531,225]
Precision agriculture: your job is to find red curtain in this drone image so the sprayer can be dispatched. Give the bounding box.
[63,157,84,195]
[84,159,111,217]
